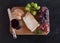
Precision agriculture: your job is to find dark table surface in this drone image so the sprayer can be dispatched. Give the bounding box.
[0,0,60,43]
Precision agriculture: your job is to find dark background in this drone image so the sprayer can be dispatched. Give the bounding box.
[0,0,60,43]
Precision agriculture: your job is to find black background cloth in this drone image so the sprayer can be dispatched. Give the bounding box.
[0,0,60,43]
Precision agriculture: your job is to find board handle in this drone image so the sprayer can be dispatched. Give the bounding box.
[7,8,13,21]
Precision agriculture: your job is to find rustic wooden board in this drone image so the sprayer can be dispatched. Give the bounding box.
[9,7,50,35]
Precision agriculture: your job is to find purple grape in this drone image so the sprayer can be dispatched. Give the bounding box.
[36,7,48,24]
[43,13,47,20]
[37,10,41,15]
[41,17,45,24]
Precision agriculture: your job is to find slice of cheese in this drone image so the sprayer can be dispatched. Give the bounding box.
[23,12,40,32]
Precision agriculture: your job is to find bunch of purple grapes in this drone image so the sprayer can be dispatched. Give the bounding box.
[36,7,48,32]
[36,7,48,24]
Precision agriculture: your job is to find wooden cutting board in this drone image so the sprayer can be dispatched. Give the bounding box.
[9,7,50,35]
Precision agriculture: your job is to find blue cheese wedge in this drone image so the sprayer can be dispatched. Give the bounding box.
[23,12,40,32]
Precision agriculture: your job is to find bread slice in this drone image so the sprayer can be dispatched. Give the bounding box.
[23,12,40,32]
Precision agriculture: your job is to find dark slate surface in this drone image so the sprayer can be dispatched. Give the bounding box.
[0,0,60,43]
